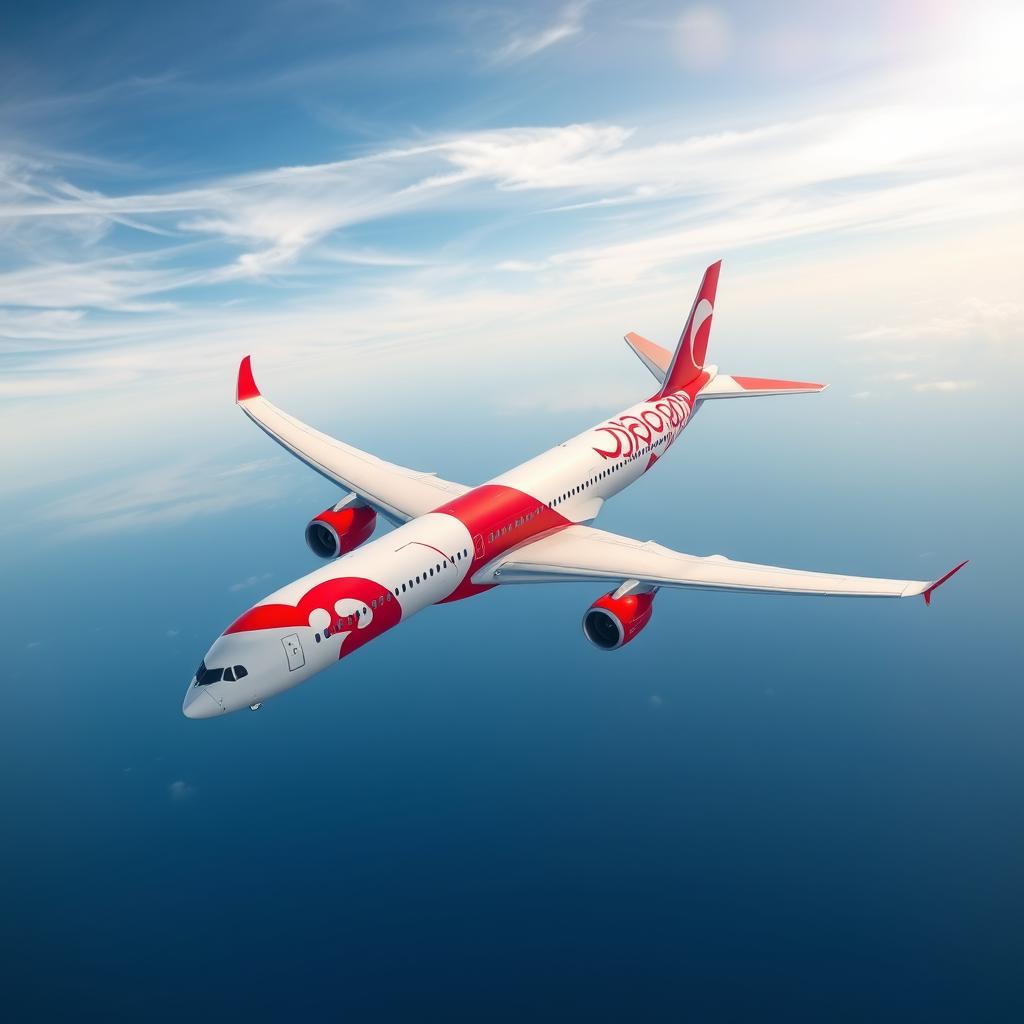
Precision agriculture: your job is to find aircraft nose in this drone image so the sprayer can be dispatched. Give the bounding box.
[182,683,222,719]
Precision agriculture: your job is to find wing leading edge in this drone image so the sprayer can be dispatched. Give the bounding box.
[235,356,469,523]
[473,524,966,604]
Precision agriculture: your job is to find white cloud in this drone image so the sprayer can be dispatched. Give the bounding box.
[1,32,1022,470]
[913,380,978,393]
[1,99,1020,326]
[168,780,195,801]
[492,1,589,63]
[848,300,1024,345]
[871,371,916,383]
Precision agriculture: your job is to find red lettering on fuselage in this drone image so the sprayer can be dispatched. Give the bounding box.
[592,392,691,459]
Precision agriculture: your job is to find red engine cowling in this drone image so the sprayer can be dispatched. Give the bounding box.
[305,504,377,559]
[582,590,655,650]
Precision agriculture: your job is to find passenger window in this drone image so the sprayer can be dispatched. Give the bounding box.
[324,626,332,638]
[315,633,321,643]
[402,583,407,592]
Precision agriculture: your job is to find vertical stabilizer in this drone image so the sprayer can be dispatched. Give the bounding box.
[658,261,721,397]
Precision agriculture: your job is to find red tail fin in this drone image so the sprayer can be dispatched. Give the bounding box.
[658,260,721,397]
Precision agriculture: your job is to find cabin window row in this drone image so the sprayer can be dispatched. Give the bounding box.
[391,547,471,596]
[548,435,669,507]
[488,507,543,543]
[314,547,471,641]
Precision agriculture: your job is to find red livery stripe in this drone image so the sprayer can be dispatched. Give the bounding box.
[432,484,572,602]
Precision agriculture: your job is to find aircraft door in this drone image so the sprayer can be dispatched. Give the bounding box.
[281,633,305,671]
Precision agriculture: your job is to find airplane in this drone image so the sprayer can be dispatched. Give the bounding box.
[182,260,967,718]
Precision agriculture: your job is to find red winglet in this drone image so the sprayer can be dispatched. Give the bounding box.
[236,355,260,402]
[922,560,968,606]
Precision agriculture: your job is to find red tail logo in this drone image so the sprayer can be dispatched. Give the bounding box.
[658,260,721,397]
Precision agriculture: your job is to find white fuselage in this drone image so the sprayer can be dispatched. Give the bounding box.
[183,387,703,717]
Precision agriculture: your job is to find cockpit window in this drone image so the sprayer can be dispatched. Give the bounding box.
[195,661,223,685]
[194,659,246,685]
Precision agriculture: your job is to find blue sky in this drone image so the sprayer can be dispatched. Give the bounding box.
[2,2,1023,1019]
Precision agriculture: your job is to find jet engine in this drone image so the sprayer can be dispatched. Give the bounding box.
[305,502,377,559]
[582,588,655,650]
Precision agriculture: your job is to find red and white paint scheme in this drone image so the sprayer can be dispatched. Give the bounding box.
[183,261,967,718]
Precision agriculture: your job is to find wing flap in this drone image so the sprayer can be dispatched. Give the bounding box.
[236,357,469,523]
[475,524,961,601]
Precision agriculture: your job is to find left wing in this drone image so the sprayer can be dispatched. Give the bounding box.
[236,356,470,523]
[473,524,966,604]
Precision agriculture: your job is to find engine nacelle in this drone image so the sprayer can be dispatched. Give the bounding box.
[582,589,655,650]
[305,503,377,559]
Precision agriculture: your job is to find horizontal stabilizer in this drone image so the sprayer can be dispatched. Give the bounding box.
[624,332,671,384]
[697,374,826,400]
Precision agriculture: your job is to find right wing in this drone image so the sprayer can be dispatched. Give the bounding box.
[473,523,966,604]
[236,356,469,524]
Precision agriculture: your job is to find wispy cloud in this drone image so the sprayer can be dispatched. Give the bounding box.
[168,780,195,801]
[39,459,284,537]
[848,300,1024,345]
[229,573,273,593]
[492,1,589,64]
[2,102,1019,324]
[1,25,1022,424]
[913,380,978,393]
